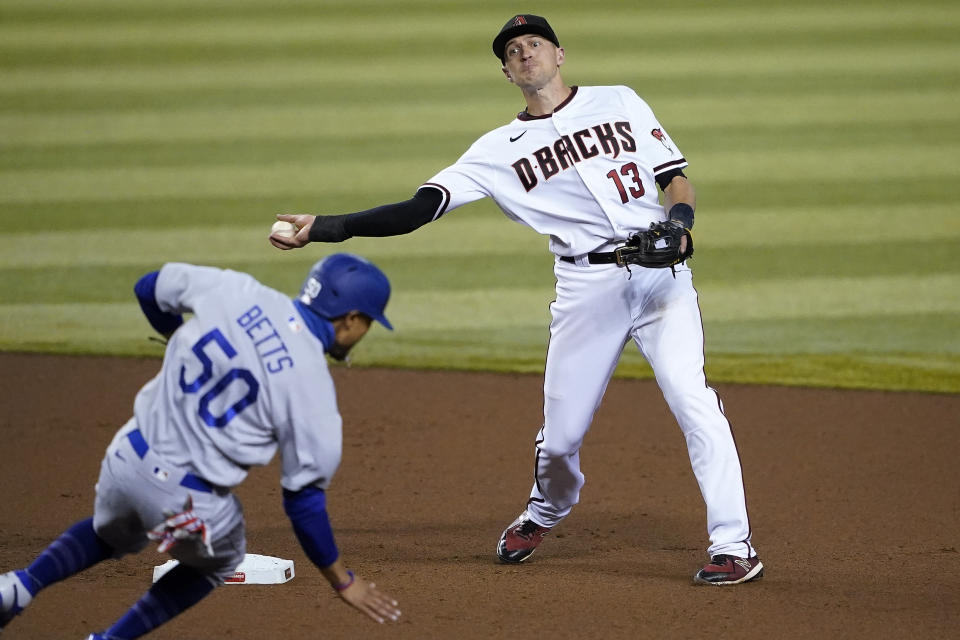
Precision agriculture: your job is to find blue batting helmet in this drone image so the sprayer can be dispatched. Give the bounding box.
[299,254,393,330]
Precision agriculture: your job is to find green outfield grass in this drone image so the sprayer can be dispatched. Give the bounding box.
[2,0,958,392]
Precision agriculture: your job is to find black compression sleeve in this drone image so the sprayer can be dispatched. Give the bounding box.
[655,168,686,192]
[308,187,445,243]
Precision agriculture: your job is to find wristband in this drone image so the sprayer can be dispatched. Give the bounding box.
[668,203,695,230]
[333,570,355,591]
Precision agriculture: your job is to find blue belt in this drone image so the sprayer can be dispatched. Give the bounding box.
[127,428,214,494]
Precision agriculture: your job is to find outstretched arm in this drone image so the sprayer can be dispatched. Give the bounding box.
[270,186,446,250]
[282,487,401,624]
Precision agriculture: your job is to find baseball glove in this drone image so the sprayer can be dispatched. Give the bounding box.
[615,220,693,269]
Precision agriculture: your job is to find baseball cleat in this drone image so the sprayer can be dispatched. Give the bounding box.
[496,511,551,563]
[0,570,34,630]
[693,554,764,585]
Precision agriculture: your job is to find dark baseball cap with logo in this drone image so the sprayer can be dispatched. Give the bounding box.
[492,14,560,63]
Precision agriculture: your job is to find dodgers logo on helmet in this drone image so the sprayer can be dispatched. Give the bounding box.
[300,253,393,330]
[302,276,322,299]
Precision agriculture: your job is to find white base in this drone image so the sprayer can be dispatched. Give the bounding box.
[152,553,295,585]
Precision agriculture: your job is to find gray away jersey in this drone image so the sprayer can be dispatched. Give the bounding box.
[130,263,341,492]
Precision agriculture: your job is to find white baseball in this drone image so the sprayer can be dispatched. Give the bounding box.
[271,220,299,239]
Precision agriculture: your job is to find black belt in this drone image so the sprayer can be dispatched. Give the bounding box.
[560,245,641,265]
[560,252,618,265]
[127,428,214,493]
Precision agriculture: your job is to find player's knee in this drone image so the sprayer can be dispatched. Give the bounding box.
[92,516,148,558]
[659,375,711,414]
[537,432,584,457]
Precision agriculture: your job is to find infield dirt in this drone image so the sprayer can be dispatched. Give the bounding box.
[1,352,957,639]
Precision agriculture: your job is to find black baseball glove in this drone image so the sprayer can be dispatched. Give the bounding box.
[615,220,694,269]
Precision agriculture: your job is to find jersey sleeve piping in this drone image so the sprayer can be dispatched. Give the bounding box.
[653,158,688,174]
[418,182,451,219]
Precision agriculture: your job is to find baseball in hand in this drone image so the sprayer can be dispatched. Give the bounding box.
[271,220,299,239]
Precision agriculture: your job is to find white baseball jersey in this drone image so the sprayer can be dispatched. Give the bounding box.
[424,85,687,256]
[424,84,755,559]
[130,263,342,492]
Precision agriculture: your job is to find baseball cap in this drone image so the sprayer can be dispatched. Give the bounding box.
[492,14,560,63]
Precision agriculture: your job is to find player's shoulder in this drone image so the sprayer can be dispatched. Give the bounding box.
[160,262,249,284]
[475,119,525,143]
[581,84,648,104]
[458,120,527,158]
[160,263,273,296]
[562,85,650,116]
[594,85,660,119]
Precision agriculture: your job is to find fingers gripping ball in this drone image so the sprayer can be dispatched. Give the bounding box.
[271,220,300,240]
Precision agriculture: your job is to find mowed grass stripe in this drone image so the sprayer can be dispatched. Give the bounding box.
[1,0,942,16]
[2,270,956,331]
[0,102,505,146]
[685,353,960,393]
[0,161,445,204]
[4,204,959,267]
[4,19,958,68]
[0,0,504,23]
[4,237,958,305]
[0,175,955,233]
[0,134,476,172]
[694,177,959,209]
[3,42,958,94]
[5,68,957,115]
[2,303,956,392]
[3,280,956,341]
[0,303,153,356]
[363,336,960,393]
[691,241,960,283]
[4,89,956,147]
[706,313,960,355]
[2,144,957,204]
[694,205,960,247]
[3,3,956,48]
[0,223,548,269]
[7,119,960,172]
[0,289,554,354]
[1,5,955,47]
[697,274,960,322]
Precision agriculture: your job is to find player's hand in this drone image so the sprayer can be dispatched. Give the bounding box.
[270,214,315,250]
[336,575,401,624]
[146,495,214,557]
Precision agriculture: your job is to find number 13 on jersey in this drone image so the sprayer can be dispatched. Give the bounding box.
[606,162,645,204]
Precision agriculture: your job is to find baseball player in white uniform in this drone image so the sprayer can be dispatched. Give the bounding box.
[270,15,762,585]
[0,254,402,638]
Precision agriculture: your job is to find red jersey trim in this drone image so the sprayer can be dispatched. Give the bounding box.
[653,158,687,174]
[517,86,579,121]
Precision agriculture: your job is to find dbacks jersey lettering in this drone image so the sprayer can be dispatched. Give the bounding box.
[424,85,688,256]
